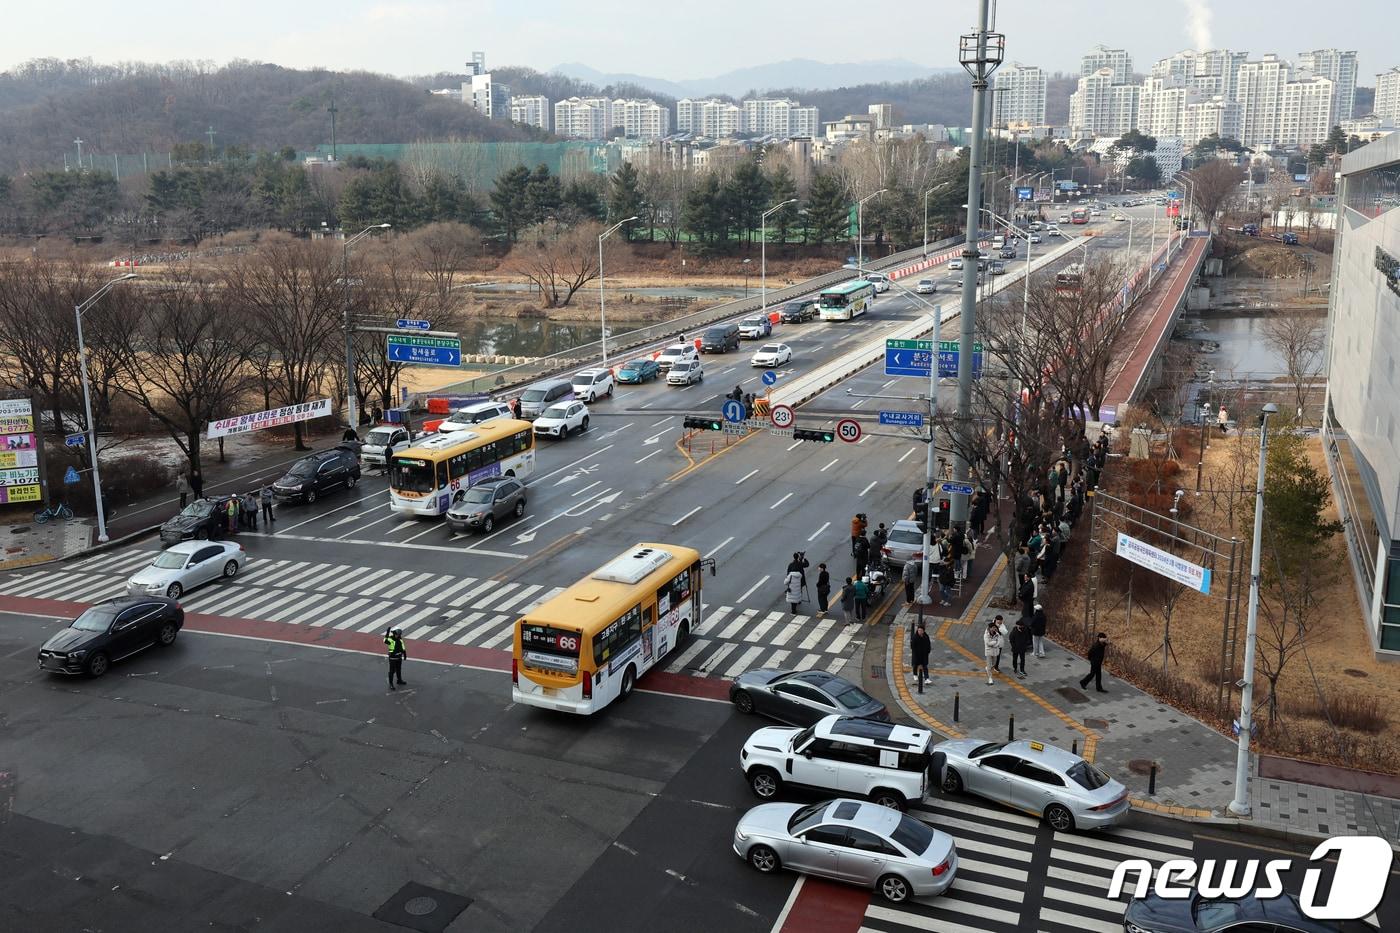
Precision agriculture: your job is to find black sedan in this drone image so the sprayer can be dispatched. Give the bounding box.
[37,596,184,678]
[729,669,889,725]
[1124,890,1381,933]
[159,495,235,547]
[617,358,661,384]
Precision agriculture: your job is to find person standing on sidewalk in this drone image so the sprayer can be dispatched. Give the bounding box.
[909,621,931,694]
[852,576,870,622]
[190,469,204,500]
[1031,603,1048,658]
[1018,573,1036,618]
[243,491,259,531]
[384,628,408,689]
[1079,632,1109,693]
[982,619,1004,685]
[783,570,804,615]
[225,495,239,535]
[815,563,831,614]
[176,473,191,509]
[260,482,275,526]
[1009,617,1032,679]
[902,557,919,604]
[838,577,855,624]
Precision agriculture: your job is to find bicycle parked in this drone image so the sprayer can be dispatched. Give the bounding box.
[33,502,74,523]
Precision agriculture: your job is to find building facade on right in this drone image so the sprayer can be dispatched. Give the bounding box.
[1324,130,1400,655]
[1376,67,1400,127]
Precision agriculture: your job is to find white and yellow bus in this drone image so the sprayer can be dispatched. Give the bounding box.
[512,543,712,714]
[388,419,535,517]
[817,279,876,321]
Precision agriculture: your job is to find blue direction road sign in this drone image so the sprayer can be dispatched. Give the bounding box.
[63,466,80,485]
[761,370,778,386]
[937,340,985,378]
[884,338,933,377]
[721,399,745,423]
[395,318,431,331]
[939,481,975,496]
[63,432,86,448]
[386,334,462,366]
[879,410,925,428]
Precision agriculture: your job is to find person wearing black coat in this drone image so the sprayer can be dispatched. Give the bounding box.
[1080,632,1108,693]
[1018,573,1036,618]
[815,564,831,614]
[1031,604,1048,657]
[1008,618,1033,677]
[853,534,871,580]
[909,621,932,693]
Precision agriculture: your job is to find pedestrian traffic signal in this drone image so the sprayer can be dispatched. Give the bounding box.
[684,416,723,431]
[793,428,835,443]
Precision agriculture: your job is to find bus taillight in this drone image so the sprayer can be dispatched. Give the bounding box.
[581,671,593,700]
[511,658,518,685]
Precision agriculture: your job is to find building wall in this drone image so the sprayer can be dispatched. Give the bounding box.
[1376,68,1400,126]
[1236,55,1290,149]
[1279,77,1335,148]
[1081,45,1133,84]
[994,64,1048,126]
[1298,48,1358,121]
[510,95,550,131]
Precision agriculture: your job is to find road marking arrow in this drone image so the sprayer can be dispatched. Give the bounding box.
[514,530,537,544]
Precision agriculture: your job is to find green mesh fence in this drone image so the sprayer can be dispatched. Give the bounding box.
[299,142,613,189]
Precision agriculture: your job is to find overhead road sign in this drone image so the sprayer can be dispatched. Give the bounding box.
[387,334,462,367]
[835,419,861,443]
[1015,186,1033,202]
[938,481,975,496]
[937,340,984,379]
[885,338,934,377]
[395,318,431,331]
[879,411,925,428]
[721,399,745,423]
[769,404,795,429]
[64,433,86,448]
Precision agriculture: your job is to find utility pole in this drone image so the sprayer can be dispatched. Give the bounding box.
[74,138,84,169]
[952,0,1004,528]
[206,126,216,163]
[328,98,339,161]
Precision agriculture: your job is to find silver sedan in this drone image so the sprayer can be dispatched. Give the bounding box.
[126,540,245,599]
[933,738,1131,831]
[733,798,957,903]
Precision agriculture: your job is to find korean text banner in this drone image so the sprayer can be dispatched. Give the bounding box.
[208,399,333,439]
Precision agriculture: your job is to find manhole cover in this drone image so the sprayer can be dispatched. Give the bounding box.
[1343,668,1369,678]
[373,881,472,933]
[404,897,438,916]
[1084,718,1110,731]
[1127,758,1160,776]
[1055,686,1091,705]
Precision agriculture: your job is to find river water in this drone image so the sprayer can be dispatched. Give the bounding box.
[1181,310,1326,380]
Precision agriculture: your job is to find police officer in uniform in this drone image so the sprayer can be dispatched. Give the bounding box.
[384,628,408,689]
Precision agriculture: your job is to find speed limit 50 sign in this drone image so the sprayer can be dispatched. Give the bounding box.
[835,418,862,443]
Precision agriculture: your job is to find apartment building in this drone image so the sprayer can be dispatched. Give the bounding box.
[1375,67,1400,126]
[1297,48,1359,121]
[509,95,550,131]
[553,97,610,139]
[614,98,671,140]
[462,52,509,120]
[867,103,893,130]
[1137,75,1197,138]
[790,106,820,138]
[677,98,744,138]
[1182,96,1243,144]
[1069,68,1139,136]
[992,63,1048,126]
[1080,45,1133,84]
[1278,76,1336,148]
[1236,54,1292,149]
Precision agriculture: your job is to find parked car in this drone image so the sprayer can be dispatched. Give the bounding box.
[733,799,957,903]
[1123,889,1382,933]
[37,596,184,678]
[274,447,361,504]
[667,359,704,386]
[932,738,1130,831]
[518,378,574,419]
[730,669,887,724]
[436,402,512,433]
[445,477,527,534]
[880,519,926,570]
[750,343,792,367]
[915,279,936,295]
[362,424,413,466]
[1281,232,1299,245]
[158,495,236,546]
[532,401,589,438]
[571,368,615,402]
[738,316,772,339]
[779,300,817,324]
[127,540,244,599]
[617,358,661,384]
[656,343,700,372]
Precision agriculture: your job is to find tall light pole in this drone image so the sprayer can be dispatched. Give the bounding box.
[1229,402,1279,817]
[598,216,637,367]
[1147,199,1162,288]
[75,273,137,543]
[343,223,391,432]
[923,182,953,257]
[952,0,1004,528]
[761,198,798,314]
[856,188,887,277]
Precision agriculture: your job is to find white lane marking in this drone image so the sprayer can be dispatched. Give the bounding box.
[699,394,718,403]
[635,449,663,463]
[860,480,877,496]
[719,609,757,640]
[769,877,805,933]
[276,494,373,533]
[571,480,602,497]
[898,448,916,463]
[819,458,838,472]
[530,444,616,484]
[637,401,654,409]
[848,399,864,409]
[650,418,670,427]
[666,636,710,672]
[807,521,830,542]
[671,506,702,526]
[724,646,765,678]
[599,421,635,439]
[881,378,898,388]
[734,469,759,485]
[769,492,792,510]
[786,440,802,451]
[707,536,735,558]
[736,575,770,604]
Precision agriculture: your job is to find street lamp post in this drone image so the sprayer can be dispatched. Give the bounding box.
[742,258,752,298]
[1229,402,1279,817]
[598,216,638,368]
[343,223,391,433]
[761,198,798,315]
[857,188,887,277]
[75,273,137,543]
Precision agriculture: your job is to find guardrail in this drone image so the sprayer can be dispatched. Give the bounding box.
[422,233,973,403]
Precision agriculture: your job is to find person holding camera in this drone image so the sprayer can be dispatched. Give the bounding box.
[850,513,868,556]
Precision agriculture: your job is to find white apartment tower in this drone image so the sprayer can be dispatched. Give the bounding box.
[1182,96,1242,145]
[1137,75,1197,138]
[677,98,744,137]
[1279,76,1336,147]
[868,103,893,130]
[1377,67,1400,126]
[1297,49,1358,121]
[992,63,1048,125]
[509,95,550,131]
[553,97,609,139]
[615,99,671,140]
[1080,46,1133,84]
[1235,54,1292,149]
[791,106,820,138]
[462,52,509,120]
[1069,68,1139,136]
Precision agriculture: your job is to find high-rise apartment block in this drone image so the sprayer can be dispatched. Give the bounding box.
[679,97,816,139]
[1377,67,1400,125]
[1069,68,1139,136]
[509,95,550,131]
[553,97,609,139]
[867,103,893,130]
[1297,48,1358,121]
[1278,76,1336,148]
[1080,46,1134,84]
[992,63,1048,126]
[677,98,743,137]
[462,52,509,120]
[614,98,671,140]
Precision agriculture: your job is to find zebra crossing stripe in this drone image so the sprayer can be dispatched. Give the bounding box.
[916,798,1043,828]
[254,562,317,588]
[520,586,564,612]
[825,627,858,656]
[1046,863,1120,890]
[766,649,789,669]
[493,583,541,614]
[954,855,1029,881]
[718,609,756,640]
[453,613,503,646]
[453,578,498,605]
[228,558,290,585]
[768,619,805,647]
[1039,907,1123,933]
[1062,825,1194,851]
[66,578,125,602]
[469,582,519,611]
[1053,833,1186,861]
[723,645,765,678]
[359,569,417,598]
[297,563,354,591]
[231,588,304,621]
[319,598,371,628]
[697,606,731,635]
[1,570,60,596]
[744,611,786,643]
[427,576,479,605]
[335,602,384,630]
[863,912,989,933]
[306,596,350,626]
[667,637,710,673]
[478,623,515,650]
[263,592,318,623]
[203,585,283,618]
[797,618,835,650]
[431,610,481,643]
[797,652,820,669]
[16,574,88,599]
[698,642,737,674]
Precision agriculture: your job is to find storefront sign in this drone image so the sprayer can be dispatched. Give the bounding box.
[1115,532,1211,594]
[0,398,42,504]
[208,399,333,439]
[1374,246,1400,298]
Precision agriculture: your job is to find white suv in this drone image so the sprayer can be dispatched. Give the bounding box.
[572,368,615,402]
[437,401,512,433]
[656,343,700,373]
[740,715,934,811]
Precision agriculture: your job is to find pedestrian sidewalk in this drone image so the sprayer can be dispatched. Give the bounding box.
[882,567,1400,844]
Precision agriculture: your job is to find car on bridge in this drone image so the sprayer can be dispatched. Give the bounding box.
[667,359,704,386]
[617,358,660,384]
[947,258,963,271]
[532,401,589,438]
[738,316,772,339]
[750,343,792,367]
[915,279,936,294]
[779,299,817,323]
[656,343,700,372]
[571,369,615,403]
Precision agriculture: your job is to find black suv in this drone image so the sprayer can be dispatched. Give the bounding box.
[779,299,817,324]
[37,596,184,678]
[273,446,361,504]
[159,494,237,547]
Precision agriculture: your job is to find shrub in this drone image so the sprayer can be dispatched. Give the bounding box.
[100,456,176,508]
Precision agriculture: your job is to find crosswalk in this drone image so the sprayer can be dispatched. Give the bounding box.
[1,549,864,675]
[860,797,1195,933]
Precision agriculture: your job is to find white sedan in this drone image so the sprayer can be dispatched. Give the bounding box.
[532,401,590,438]
[1028,234,1043,244]
[750,343,793,367]
[127,540,244,599]
[915,279,936,294]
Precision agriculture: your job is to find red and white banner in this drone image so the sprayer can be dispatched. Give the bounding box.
[208,399,333,439]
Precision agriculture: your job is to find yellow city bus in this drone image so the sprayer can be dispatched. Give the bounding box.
[388,419,535,517]
[511,543,712,714]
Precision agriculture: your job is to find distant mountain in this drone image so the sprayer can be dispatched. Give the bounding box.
[551,58,956,99]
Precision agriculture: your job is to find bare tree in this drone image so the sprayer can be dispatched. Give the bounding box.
[508,221,611,308]
[1185,160,1245,231]
[1261,312,1325,422]
[0,258,85,436]
[354,242,453,415]
[1256,556,1323,725]
[404,222,477,312]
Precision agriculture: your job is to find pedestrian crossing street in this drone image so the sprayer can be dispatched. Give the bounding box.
[2,549,863,678]
[861,797,1195,933]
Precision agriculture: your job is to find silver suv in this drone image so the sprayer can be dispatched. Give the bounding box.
[880,519,926,569]
[740,714,934,810]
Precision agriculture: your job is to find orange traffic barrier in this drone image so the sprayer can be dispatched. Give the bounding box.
[426,397,452,415]
[753,397,770,417]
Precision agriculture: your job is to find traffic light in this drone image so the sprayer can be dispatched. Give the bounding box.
[915,502,929,535]
[935,498,951,531]
[793,428,835,443]
[683,416,723,431]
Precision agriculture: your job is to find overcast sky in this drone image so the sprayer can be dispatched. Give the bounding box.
[4,0,1390,82]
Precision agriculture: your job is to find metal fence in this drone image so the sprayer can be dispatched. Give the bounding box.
[424,233,970,402]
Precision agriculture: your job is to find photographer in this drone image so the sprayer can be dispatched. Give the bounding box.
[785,551,809,586]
